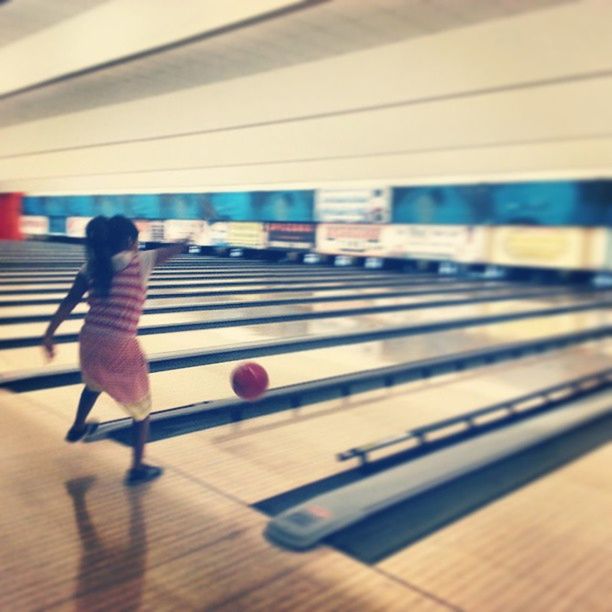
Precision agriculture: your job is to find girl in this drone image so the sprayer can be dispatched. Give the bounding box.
[42,216,186,485]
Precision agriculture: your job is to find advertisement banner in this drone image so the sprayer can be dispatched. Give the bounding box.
[316,224,386,256]
[250,191,314,222]
[66,217,164,242]
[265,223,315,250]
[227,222,266,249]
[383,224,489,262]
[315,188,390,224]
[454,226,490,263]
[198,190,314,222]
[146,221,165,242]
[596,228,612,270]
[490,226,589,269]
[133,220,152,242]
[66,216,92,238]
[20,215,49,235]
[210,222,228,246]
[163,220,209,244]
[65,217,155,242]
[392,180,612,226]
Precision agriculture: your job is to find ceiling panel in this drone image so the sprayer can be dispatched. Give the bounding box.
[0,0,576,128]
[0,0,109,49]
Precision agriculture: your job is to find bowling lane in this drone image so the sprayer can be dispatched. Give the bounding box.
[0,259,267,270]
[0,285,602,340]
[1,291,608,372]
[376,440,612,612]
[0,270,413,291]
[167,346,611,503]
[23,343,611,505]
[0,255,311,269]
[0,282,471,318]
[0,302,90,318]
[0,281,434,303]
[0,279,511,313]
[0,267,411,280]
[0,275,465,301]
[17,309,612,426]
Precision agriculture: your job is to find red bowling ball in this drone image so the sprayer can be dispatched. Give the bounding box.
[231,362,269,400]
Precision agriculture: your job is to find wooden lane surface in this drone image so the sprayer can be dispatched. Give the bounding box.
[0,283,516,318]
[0,391,445,611]
[0,288,519,340]
[0,283,438,318]
[2,298,609,374]
[0,260,408,279]
[0,274,405,293]
[146,349,611,612]
[137,346,610,504]
[377,442,612,611]
[0,278,456,304]
[13,317,612,425]
[0,268,407,284]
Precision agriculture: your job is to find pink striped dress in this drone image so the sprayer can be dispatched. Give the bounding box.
[79,250,156,420]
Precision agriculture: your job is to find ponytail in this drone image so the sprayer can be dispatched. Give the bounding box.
[85,216,113,298]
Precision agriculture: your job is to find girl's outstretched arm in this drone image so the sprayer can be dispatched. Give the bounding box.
[153,240,188,267]
[42,272,88,360]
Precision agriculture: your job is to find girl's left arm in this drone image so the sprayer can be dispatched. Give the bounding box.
[42,272,88,360]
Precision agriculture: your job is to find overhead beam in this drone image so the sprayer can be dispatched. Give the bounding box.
[0,0,322,98]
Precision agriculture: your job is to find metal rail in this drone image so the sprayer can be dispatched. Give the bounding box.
[338,368,612,465]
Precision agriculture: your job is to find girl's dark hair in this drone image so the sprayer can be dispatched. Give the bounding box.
[85,216,113,297]
[107,215,138,254]
[85,215,138,297]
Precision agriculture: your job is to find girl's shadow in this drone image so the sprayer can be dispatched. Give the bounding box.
[65,476,148,610]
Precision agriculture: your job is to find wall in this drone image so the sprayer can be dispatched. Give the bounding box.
[1,0,612,193]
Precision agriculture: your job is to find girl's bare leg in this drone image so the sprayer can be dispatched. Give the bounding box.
[127,417,163,485]
[131,416,150,469]
[66,387,100,441]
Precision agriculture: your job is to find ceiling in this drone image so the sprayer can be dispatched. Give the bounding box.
[0,0,109,48]
[0,0,576,129]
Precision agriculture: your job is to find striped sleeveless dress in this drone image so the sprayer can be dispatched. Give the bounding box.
[79,250,155,420]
